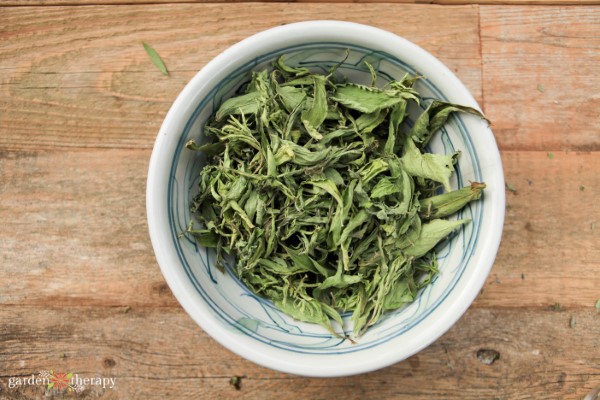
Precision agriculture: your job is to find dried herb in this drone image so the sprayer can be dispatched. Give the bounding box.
[547,152,554,159]
[229,375,242,390]
[595,299,600,309]
[143,42,169,76]
[569,316,576,328]
[187,56,487,338]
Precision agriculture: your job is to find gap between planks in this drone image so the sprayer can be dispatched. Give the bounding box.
[2,0,600,6]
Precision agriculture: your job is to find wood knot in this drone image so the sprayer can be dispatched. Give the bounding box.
[103,358,117,368]
[476,349,500,365]
[153,282,171,296]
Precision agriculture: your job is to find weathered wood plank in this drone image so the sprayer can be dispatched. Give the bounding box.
[474,149,600,308]
[2,0,600,5]
[1,149,598,308]
[0,4,481,150]
[0,306,598,399]
[0,148,178,308]
[480,6,600,151]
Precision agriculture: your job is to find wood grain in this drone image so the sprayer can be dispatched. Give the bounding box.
[2,0,600,5]
[0,4,482,151]
[1,3,599,400]
[0,148,177,308]
[481,6,600,151]
[476,150,600,308]
[0,306,598,399]
[1,149,597,308]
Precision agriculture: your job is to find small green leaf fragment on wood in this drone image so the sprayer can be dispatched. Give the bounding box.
[552,302,562,311]
[537,83,545,92]
[569,316,576,328]
[547,152,554,159]
[505,182,517,193]
[579,185,585,191]
[229,375,242,390]
[595,299,600,309]
[521,273,525,280]
[143,42,169,76]
[123,305,132,314]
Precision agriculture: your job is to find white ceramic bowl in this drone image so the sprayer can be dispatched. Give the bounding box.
[146,20,505,377]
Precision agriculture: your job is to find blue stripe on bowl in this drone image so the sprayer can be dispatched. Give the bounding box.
[167,42,483,354]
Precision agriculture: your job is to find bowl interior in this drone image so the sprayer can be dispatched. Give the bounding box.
[150,24,504,377]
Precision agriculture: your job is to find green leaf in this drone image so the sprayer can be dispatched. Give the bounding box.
[420,182,486,219]
[401,137,454,192]
[403,218,469,258]
[318,269,363,290]
[301,76,328,136]
[142,42,169,76]
[331,84,406,113]
[306,179,343,208]
[275,55,310,77]
[355,109,388,133]
[185,139,226,156]
[276,85,307,112]
[187,53,486,339]
[274,295,342,337]
[359,159,389,184]
[382,279,415,311]
[410,100,487,148]
[384,100,407,155]
[187,228,219,248]
[215,92,262,121]
[370,177,402,198]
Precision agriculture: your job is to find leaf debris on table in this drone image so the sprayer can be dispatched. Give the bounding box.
[143,42,169,76]
[187,56,487,338]
[505,182,517,193]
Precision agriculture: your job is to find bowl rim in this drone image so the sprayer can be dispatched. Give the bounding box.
[146,20,505,377]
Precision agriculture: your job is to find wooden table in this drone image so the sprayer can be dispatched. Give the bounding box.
[1,1,599,399]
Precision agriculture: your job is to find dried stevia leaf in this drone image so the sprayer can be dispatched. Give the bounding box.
[143,42,169,76]
[403,219,470,258]
[215,92,262,121]
[410,100,488,148]
[401,137,455,192]
[331,84,406,113]
[420,182,486,219]
[187,53,487,339]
